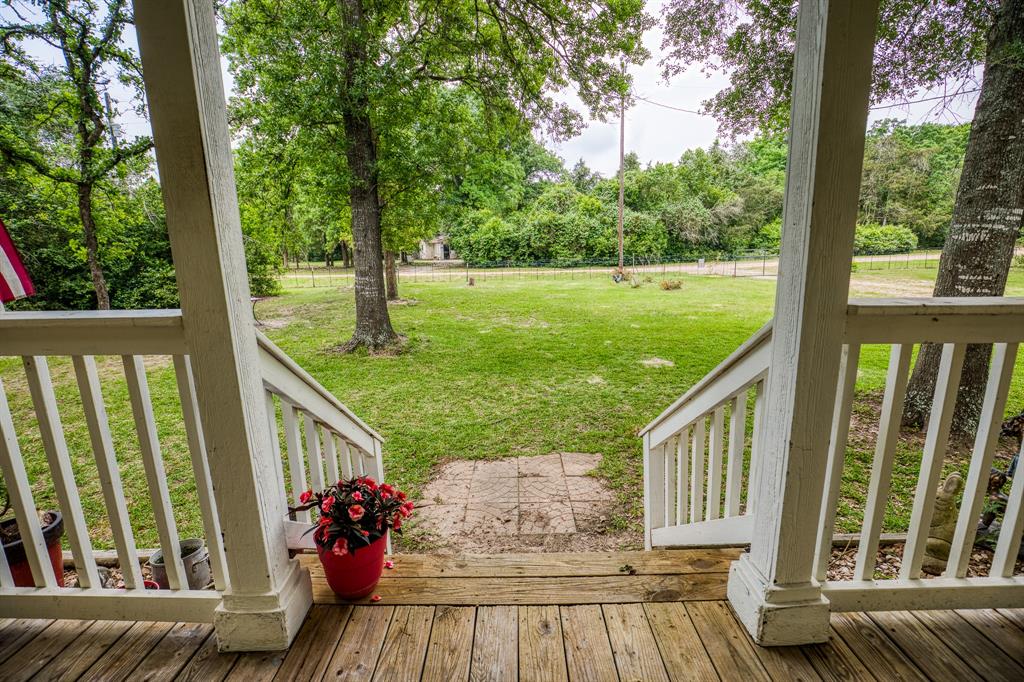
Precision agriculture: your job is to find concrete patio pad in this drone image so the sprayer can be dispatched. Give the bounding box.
[408,452,633,553]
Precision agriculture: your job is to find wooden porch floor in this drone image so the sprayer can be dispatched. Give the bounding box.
[2,549,1022,681]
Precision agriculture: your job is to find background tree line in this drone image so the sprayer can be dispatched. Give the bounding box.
[447,120,967,265]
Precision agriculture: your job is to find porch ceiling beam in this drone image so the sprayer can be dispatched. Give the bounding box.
[727,0,880,646]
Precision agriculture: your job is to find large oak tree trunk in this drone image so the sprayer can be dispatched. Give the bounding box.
[904,0,1024,434]
[338,0,397,351]
[77,183,110,310]
[384,250,398,300]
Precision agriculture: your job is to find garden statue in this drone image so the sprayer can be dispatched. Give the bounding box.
[922,472,964,575]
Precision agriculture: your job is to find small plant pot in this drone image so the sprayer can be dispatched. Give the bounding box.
[147,539,212,590]
[1,510,64,587]
[316,533,387,600]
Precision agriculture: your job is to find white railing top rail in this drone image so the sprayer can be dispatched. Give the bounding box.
[640,321,772,447]
[0,309,187,356]
[845,297,1024,343]
[256,331,383,448]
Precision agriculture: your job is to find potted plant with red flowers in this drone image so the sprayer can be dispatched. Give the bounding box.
[0,473,64,587]
[291,476,413,599]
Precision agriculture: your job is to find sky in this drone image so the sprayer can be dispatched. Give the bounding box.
[4,1,981,178]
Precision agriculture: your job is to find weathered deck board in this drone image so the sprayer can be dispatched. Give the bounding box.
[372,605,434,681]
[32,619,134,680]
[869,610,982,682]
[317,549,741,578]
[912,609,1024,681]
[470,605,518,682]
[643,602,719,681]
[0,618,92,682]
[603,603,670,682]
[955,609,1024,666]
[686,601,771,681]
[830,612,925,682]
[1,551,1020,681]
[309,572,728,605]
[79,620,175,682]
[518,605,568,682]
[275,605,352,681]
[323,605,394,681]
[560,605,617,682]
[422,606,475,682]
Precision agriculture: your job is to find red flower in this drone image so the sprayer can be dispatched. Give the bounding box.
[332,538,348,556]
[362,477,378,491]
[393,515,403,530]
[299,489,313,504]
[370,594,382,602]
[399,501,414,518]
[321,496,336,513]
[351,491,363,502]
[380,483,395,499]
[397,491,407,501]
[348,504,365,521]
[318,514,331,526]
[361,529,370,536]
[384,560,395,569]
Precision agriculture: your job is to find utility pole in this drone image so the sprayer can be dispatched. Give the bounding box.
[617,80,625,277]
[104,92,119,151]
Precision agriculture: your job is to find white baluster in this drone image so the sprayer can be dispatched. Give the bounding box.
[73,355,143,589]
[855,344,911,581]
[664,437,676,528]
[123,355,185,590]
[338,437,354,479]
[23,356,100,589]
[281,402,310,523]
[946,343,1019,577]
[993,437,1024,577]
[725,391,748,518]
[747,380,765,517]
[264,390,289,523]
[814,344,860,581]
[901,343,965,579]
[173,355,229,590]
[322,429,340,485]
[676,428,689,524]
[648,434,666,533]
[302,413,325,492]
[707,407,725,521]
[690,418,706,523]
[0,378,54,588]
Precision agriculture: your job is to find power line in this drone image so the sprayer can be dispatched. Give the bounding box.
[632,88,981,116]
[632,95,704,115]
[869,89,980,110]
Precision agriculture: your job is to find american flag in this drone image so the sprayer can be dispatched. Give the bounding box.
[0,217,35,303]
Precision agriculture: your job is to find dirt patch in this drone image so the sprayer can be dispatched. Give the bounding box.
[641,357,675,368]
[257,318,290,330]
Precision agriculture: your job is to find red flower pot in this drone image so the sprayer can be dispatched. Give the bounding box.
[316,533,387,600]
[1,511,64,587]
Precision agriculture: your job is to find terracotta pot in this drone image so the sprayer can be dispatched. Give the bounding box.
[1,510,64,587]
[316,533,387,599]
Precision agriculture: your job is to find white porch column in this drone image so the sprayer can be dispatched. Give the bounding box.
[727,0,878,645]
[133,0,312,650]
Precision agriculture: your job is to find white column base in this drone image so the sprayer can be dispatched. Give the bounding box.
[727,554,831,646]
[213,557,313,651]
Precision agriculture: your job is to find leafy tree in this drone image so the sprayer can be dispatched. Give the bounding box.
[661,0,1024,433]
[224,0,651,351]
[0,0,153,309]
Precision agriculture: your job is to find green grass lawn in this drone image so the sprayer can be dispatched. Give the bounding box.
[3,267,1023,549]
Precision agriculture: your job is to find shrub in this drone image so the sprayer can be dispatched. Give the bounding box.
[853,223,918,255]
[660,279,683,290]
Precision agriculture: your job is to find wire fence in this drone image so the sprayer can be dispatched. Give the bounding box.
[275,248,944,289]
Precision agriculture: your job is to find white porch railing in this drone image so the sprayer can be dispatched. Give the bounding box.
[0,311,383,623]
[641,323,771,549]
[643,297,1024,612]
[256,332,385,550]
[0,311,225,621]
